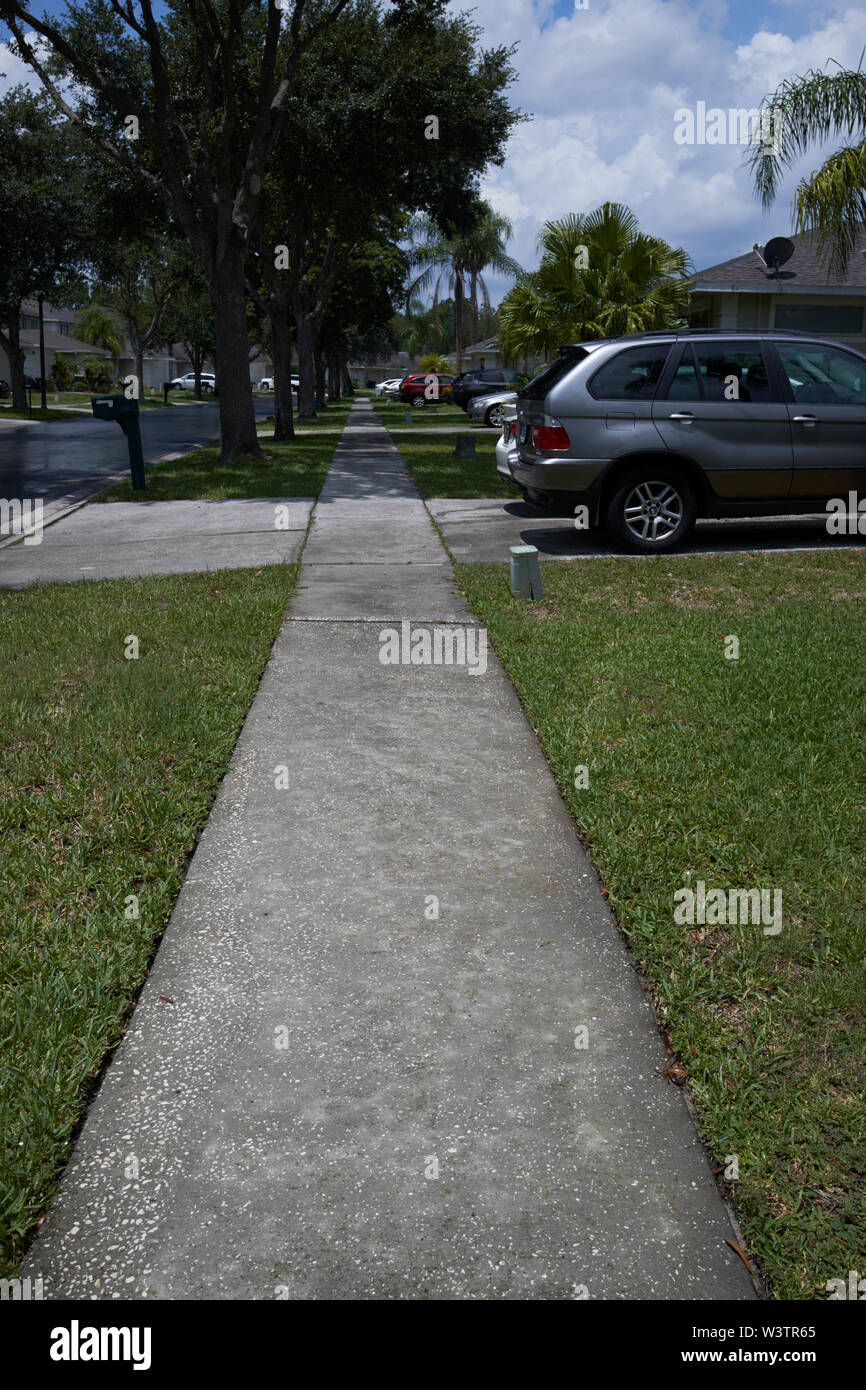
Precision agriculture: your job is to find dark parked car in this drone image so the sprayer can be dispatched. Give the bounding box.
[452,367,526,411]
[398,372,455,406]
[499,328,866,551]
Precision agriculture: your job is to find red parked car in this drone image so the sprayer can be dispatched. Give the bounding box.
[398,371,455,407]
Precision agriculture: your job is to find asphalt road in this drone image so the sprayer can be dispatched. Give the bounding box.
[0,398,278,524]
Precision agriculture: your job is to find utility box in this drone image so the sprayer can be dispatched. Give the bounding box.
[510,544,544,600]
[91,395,145,490]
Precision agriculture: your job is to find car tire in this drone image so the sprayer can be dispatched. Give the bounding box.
[410,394,426,408]
[605,466,696,552]
[485,404,505,427]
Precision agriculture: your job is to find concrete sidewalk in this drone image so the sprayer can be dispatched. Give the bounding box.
[23,401,756,1300]
[0,498,314,586]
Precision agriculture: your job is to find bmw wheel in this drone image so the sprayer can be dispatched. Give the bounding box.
[606,467,696,551]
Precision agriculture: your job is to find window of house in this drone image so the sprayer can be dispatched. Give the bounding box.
[773,303,864,336]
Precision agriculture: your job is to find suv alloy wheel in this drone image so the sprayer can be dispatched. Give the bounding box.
[606,465,697,552]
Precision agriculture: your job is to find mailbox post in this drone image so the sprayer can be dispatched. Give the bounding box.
[91,395,146,491]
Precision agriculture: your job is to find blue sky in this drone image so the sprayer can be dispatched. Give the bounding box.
[3,0,865,303]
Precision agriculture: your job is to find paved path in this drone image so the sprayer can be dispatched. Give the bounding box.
[0,499,313,587]
[23,402,756,1300]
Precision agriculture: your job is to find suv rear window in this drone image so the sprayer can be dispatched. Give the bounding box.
[588,344,672,400]
[520,350,589,399]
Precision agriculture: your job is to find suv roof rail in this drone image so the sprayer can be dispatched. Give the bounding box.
[557,327,841,353]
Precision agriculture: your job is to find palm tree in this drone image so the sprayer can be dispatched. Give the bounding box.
[406,201,523,368]
[74,302,123,365]
[746,62,866,277]
[498,203,692,362]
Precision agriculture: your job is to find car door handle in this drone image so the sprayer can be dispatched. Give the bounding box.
[792,415,817,425]
[668,412,694,420]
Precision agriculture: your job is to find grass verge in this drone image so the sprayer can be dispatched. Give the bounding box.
[371,400,470,429]
[389,430,516,499]
[0,564,297,1274]
[93,437,336,502]
[0,406,94,422]
[456,548,866,1300]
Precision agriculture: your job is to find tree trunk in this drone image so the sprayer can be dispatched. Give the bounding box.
[341,356,353,395]
[296,313,317,418]
[211,244,260,459]
[135,345,145,398]
[327,353,341,401]
[454,275,464,371]
[0,308,27,409]
[270,307,295,442]
[471,271,478,345]
[315,346,326,409]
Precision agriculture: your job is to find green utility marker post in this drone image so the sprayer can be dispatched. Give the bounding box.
[91,395,146,491]
[510,544,544,600]
[453,434,476,458]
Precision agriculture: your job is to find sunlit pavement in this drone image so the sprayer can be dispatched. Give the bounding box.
[429,497,866,561]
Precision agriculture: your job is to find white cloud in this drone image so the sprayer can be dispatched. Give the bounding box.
[468,0,866,300]
[0,34,47,96]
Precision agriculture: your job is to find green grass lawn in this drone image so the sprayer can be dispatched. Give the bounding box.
[0,405,95,422]
[257,400,356,433]
[372,399,471,429]
[457,549,866,1300]
[390,431,516,499]
[0,564,297,1275]
[93,436,337,502]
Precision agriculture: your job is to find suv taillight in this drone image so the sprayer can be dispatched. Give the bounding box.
[531,416,570,451]
[509,420,517,439]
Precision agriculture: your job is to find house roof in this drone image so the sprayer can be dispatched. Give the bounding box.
[461,337,499,354]
[19,297,78,324]
[20,329,111,356]
[690,227,866,292]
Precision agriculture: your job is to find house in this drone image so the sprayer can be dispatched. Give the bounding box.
[5,300,112,382]
[442,337,544,374]
[1,299,218,390]
[687,228,866,352]
[449,336,503,371]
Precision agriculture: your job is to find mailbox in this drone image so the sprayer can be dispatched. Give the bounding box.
[91,394,145,490]
[91,394,139,420]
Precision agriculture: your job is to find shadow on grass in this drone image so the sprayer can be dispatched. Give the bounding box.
[93,437,338,502]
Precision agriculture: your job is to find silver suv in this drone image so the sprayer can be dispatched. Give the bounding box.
[501,329,866,550]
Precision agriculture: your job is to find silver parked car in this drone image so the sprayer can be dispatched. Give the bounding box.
[495,405,519,481]
[467,389,518,427]
[505,329,866,550]
[374,378,404,397]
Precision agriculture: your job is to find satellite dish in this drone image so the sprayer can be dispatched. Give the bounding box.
[763,236,795,271]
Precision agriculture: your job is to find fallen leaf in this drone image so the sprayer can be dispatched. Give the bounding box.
[725,1239,752,1274]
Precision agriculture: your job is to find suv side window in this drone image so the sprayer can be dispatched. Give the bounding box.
[777,342,866,404]
[480,370,502,382]
[689,341,775,403]
[588,344,672,400]
[663,345,702,400]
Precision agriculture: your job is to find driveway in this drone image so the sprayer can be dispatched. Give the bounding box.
[430,497,866,560]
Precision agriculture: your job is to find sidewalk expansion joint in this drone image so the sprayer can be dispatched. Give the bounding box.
[284,615,482,624]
